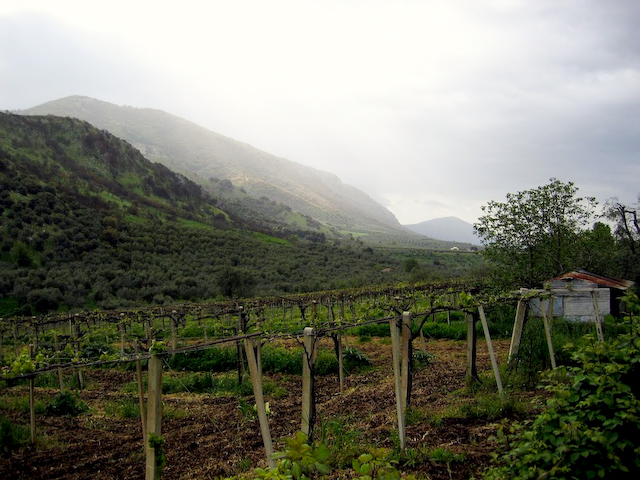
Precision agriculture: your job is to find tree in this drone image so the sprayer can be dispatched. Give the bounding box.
[604,195,640,284]
[473,179,596,287]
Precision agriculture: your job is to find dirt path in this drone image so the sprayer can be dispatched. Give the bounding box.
[0,337,534,479]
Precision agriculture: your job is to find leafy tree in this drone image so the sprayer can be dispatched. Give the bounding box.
[474,179,596,287]
[577,222,618,277]
[217,266,257,299]
[604,196,640,284]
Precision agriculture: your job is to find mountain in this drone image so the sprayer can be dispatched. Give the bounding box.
[404,217,481,245]
[0,112,402,315]
[20,96,402,233]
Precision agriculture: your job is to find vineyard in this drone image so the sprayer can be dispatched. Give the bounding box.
[0,280,625,479]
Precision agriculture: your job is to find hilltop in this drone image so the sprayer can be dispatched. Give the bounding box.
[21,96,402,234]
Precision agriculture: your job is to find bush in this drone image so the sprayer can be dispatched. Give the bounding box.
[45,390,88,416]
[485,294,640,479]
[0,416,30,456]
[342,347,372,373]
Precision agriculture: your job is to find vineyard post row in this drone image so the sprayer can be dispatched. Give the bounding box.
[1,286,568,478]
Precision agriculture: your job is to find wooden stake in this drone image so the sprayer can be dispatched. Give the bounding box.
[508,299,528,365]
[244,337,275,468]
[54,331,64,391]
[337,333,344,392]
[145,355,163,480]
[540,299,557,369]
[389,317,406,450]
[591,291,605,342]
[134,343,147,449]
[478,306,503,397]
[170,317,178,358]
[72,324,84,390]
[401,312,412,410]
[466,312,480,385]
[28,344,36,444]
[301,327,316,439]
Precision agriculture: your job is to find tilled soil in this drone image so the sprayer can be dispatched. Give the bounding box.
[0,338,537,479]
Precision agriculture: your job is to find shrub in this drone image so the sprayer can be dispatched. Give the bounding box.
[45,390,88,416]
[484,294,640,479]
[0,416,30,456]
[342,347,372,373]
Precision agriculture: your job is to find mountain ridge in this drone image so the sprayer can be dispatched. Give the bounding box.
[404,216,481,245]
[20,96,402,233]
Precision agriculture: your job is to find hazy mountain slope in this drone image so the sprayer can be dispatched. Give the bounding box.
[0,112,402,315]
[21,96,402,233]
[404,217,480,245]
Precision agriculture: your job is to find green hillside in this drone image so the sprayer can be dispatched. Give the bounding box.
[21,96,402,233]
[0,113,404,315]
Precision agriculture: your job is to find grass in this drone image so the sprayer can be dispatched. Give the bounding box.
[104,396,140,419]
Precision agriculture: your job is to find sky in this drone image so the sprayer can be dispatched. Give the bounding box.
[1,0,639,225]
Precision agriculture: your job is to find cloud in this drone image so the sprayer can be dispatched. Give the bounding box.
[1,0,639,225]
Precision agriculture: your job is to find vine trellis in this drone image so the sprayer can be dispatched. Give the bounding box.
[1,280,565,479]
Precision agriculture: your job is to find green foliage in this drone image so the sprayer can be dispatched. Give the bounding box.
[343,347,373,373]
[0,416,30,456]
[507,317,593,388]
[352,448,401,480]
[45,390,88,416]
[352,323,390,338]
[254,431,331,479]
[412,350,434,369]
[168,346,238,372]
[421,321,467,340]
[148,433,166,475]
[1,347,45,377]
[474,178,597,287]
[319,417,364,468]
[459,392,527,421]
[0,112,408,315]
[104,397,140,419]
[161,373,253,396]
[484,296,640,479]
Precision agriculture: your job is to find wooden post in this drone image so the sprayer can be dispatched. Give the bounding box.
[591,291,605,342]
[72,324,84,390]
[170,317,178,356]
[244,337,275,468]
[202,318,208,343]
[145,354,163,480]
[28,344,36,444]
[389,316,406,450]
[337,332,344,392]
[135,343,148,449]
[401,312,412,410]
[32,324,38,351]
[54,331,64,391]
[466,312,480,385]
[508,300,528,365]
[236,310,245,384]
[478,306,504,397]
[301,327,316,439]
[118,322,125,356]
[540,299,557,369]
[419,324,427,354]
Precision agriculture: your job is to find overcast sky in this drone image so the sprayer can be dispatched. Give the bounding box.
[1,0,639,225]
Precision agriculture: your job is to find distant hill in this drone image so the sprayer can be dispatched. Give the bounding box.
[404,217,481,245]
[0,112,403,315]
[20,96,402,234]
